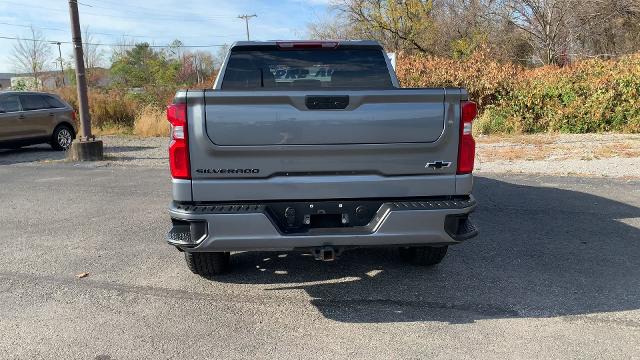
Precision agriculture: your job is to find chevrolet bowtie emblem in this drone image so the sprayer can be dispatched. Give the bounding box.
[425,161,452,169]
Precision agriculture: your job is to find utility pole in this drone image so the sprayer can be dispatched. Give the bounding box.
[67,0,103,160]
[51,41,65,86]
[237,14,257,41]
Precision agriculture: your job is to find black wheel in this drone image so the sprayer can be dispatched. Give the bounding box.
[51,124,74,151]
[185,252,231,277]
[399,246,448,266]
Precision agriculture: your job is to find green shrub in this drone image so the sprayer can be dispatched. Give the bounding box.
[396,52,640,134]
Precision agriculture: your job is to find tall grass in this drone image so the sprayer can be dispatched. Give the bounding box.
[133,105,169,137]
[56,87,169,137]
[55,87,140,129]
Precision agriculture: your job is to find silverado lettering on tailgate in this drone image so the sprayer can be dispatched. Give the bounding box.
[196,168,260,174]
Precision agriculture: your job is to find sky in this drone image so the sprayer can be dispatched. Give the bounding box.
[0,0,332,73]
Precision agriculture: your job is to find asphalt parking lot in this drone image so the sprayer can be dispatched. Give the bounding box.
[1,153,639,359]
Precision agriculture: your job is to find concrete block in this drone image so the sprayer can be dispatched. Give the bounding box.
[67,140,104,161]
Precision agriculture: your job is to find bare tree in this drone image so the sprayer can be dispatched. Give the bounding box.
[307,11,364,40]
[434,0,508,58]
[435,0,486,40]
[82,26,104,70]
[308,0,533,61]
[110,36,135,63]
[213,44,230,71]
[167,39,186,61]
[191,51,214,84]
[505,0,578,65]
[11,26,52,90]
[327,0,440,54]
[573,0,640,57]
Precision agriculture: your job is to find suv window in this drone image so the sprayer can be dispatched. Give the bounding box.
[0,95,21,113]
[221,48,394,90]
[43,95,66,108]
[19,94,47,111]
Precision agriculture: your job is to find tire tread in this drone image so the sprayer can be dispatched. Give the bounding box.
[185,252,230,277]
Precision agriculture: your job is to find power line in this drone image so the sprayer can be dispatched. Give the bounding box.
[0,1,246,47]
[0,2,246,41]
[0,23,237,39]
[0,0,235,22]
[80,0,274,17]
[78,0,236,20]
[0,34,227,48]
[0,21,243,41]
[79,0,163,11]
[0,21,66,32]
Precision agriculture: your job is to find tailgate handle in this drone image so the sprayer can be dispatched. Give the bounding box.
[305,96,349,110]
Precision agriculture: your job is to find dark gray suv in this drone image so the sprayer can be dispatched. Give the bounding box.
[0,91,77,151]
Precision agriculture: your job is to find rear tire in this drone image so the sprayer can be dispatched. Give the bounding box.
[51,124,74,151]
[185,252,231,277]
[399,246,448,266]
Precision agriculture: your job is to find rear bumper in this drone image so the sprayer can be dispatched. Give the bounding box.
[176,174,474,202]
[167,196,477,252]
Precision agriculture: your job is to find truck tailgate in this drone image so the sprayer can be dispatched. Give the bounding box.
[204,90,445,145]
[183,88,468,201]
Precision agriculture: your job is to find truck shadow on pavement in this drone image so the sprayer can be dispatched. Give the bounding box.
[215,176,640,324]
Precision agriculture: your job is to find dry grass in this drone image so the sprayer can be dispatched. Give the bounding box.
[477,133,640,162]
[478,145,551,162]
[133,105,169,137]
[476,133,559,146]
[592,142,640,159]
[94,123,134,136]
[56,87,139,128]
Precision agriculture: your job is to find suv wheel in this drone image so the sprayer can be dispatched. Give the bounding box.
[51,125,74,151]
[185,252,231,277]
[399,246,448,266]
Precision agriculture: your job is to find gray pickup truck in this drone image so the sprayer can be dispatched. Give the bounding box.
[166,40,478,277]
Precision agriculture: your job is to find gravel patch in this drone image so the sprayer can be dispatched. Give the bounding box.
[476,133,640,178]
[1,134,639,178]
[100,136,168,168]
[0,135,168,168]
[476,157,640,178]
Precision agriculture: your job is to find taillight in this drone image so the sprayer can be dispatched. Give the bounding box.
[457,101,477,174]
[167,103,190,179]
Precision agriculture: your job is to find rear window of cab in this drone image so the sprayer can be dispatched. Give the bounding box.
[221,48,394,90]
